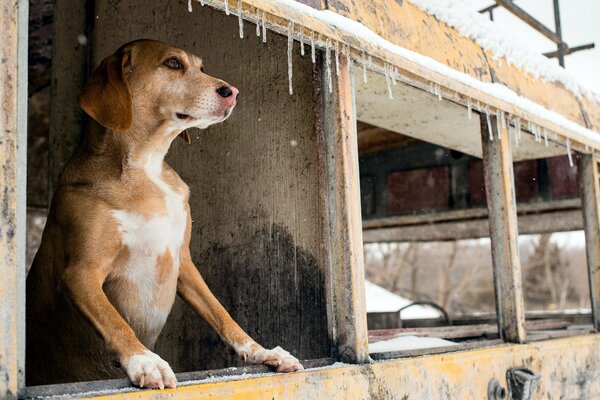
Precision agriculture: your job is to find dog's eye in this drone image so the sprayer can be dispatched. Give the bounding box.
[200,65,205,73]
[164,57,183,70]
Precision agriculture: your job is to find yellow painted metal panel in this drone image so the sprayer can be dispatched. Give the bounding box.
[85,335,600,399]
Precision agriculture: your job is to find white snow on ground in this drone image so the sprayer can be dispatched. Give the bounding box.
[257,0,600,147]
[365,280,441,320]
[410,0,599,100]
[368,335,456,353]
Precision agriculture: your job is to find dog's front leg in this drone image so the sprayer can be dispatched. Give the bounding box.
[177,247,304,372]
[61,265,177,388]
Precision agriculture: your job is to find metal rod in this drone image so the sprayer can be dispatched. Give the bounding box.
[553,0,565,67]
[494,0,564,45]
[544,43,595,58]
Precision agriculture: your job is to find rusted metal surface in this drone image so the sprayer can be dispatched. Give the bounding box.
[22,335,600,399]
[0,0,28,398]
[481,114,526,343]
[321,53,370,364]
[579,155,600,331]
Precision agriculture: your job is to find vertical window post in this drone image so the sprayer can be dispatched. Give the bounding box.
[480,114,527,343]
[321,52,370,363]
[0,0,28,397]
[578,154,600,331]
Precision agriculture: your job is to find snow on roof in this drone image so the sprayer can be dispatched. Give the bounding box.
[365,280,442,319]
[265,0,600,147]
[410,0,599,101]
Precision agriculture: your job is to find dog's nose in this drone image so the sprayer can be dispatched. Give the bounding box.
[216,86,238,98]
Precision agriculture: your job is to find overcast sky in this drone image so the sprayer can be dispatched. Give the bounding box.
[462,0,600,95]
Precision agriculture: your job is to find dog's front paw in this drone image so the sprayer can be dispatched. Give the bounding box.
[250,346,304,373]
[122,350,177,389]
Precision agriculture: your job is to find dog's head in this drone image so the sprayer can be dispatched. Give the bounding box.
[79,39,238,141]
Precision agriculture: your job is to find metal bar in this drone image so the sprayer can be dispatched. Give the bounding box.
[479,3,501,14]
[321,53,370,363]
[494,0,564,45]
[544,43,596,58]
[578,155,600,331]
[553,0,565,67]
[0,0,28,397]
[480,114,527,343]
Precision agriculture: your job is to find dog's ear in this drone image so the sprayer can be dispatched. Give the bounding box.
[178,130,192,144]
[79,51,132,131]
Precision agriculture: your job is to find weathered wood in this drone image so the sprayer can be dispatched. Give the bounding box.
[321,54,370,363]
[481,114,527,343]
[578,154,600,331]
[0,0,28,397]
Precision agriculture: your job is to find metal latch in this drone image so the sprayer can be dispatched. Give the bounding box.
[506,368,540,400]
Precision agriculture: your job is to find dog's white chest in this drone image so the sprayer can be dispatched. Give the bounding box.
[110,170,186,340]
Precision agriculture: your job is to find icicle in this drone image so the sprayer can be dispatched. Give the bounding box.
[566,138,574,167]
[299,29,305,56]
[391,67,398,86]
[287,22,294,95]
[496,110,502,140]
[261,11,267,43]
[256,9,260,37]
[237,0,244,39]
[516,119,522,141]
[467,98,472,120]
[224,0,229,15]
[500,111,506,129]
[512,120,520,148]
[385,64,393,100]
[485,106,493,141]
[543,128,548,146]
[476,101,482,112]
[200,0,204,5]
[310,32,316,63]
[188,0,193,12]
[325,38,333,93]
[334,41,340,76]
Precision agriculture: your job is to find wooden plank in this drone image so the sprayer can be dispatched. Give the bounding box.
[481,114,527,343]
[321,53,370,363]
[0,0,28,397]
[578,154,600,331]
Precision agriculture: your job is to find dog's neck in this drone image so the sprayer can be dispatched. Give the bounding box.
[82,118,182,179]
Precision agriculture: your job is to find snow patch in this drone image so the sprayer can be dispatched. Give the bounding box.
[369,335,456,353]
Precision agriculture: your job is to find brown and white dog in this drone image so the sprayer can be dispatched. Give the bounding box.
[26,39,303,389]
